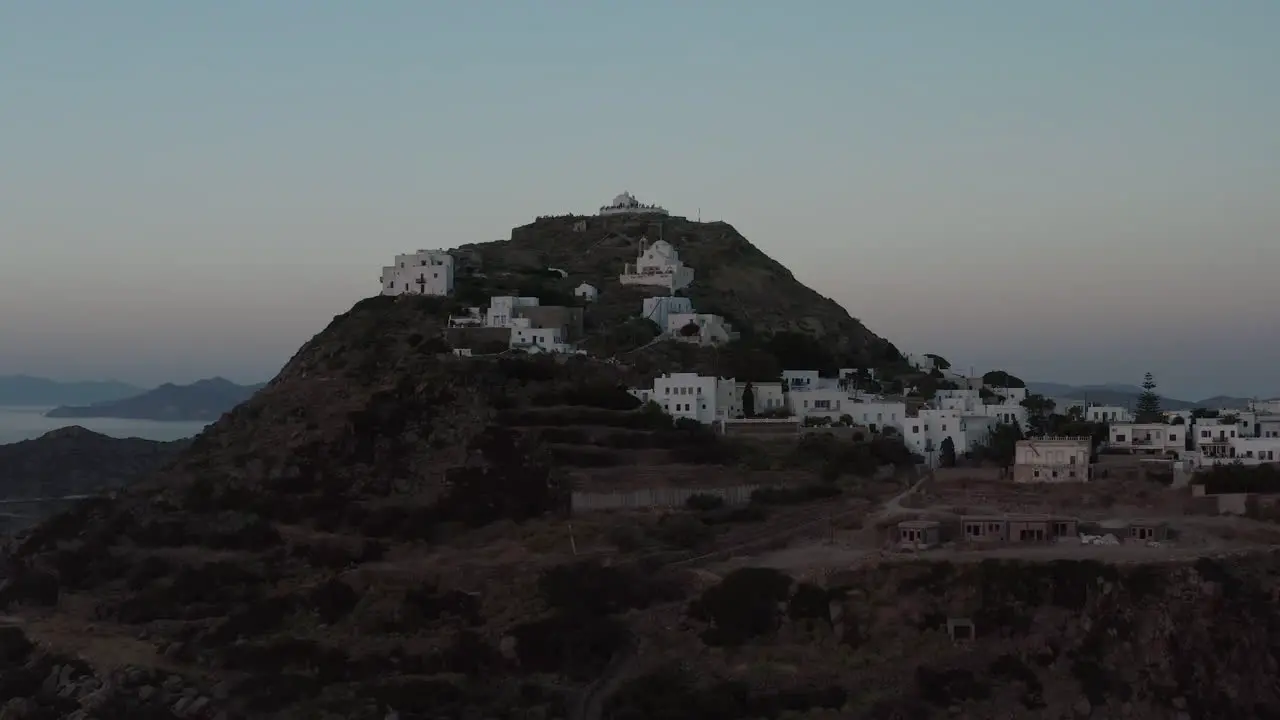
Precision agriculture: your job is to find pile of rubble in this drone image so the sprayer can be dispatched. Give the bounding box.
[0,625,226,720]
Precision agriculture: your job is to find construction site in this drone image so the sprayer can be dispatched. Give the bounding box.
[713,452,1280,576]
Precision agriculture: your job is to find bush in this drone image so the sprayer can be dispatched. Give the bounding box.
[685,493,726,512]
[689,568,794,646]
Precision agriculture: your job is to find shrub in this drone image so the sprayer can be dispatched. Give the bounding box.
[689,567,793,646]
[685,493,726,512]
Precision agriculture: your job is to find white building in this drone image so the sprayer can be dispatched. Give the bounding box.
[619,239,694,291]
[1189,436,1280,468]
[1193,419,1240,452]
[641,296,694,329]
[486,296,540,328]
[1013,437,1092,483]
[936,389,983,414]
[902,410,996,464]
[509,318,572,354]
[1251,399,1280,415]
[1085,405,1132,423]
[574,283,598,302]
[599,191,669,217]
[666,312,736,346]
[980,403,1028,431]
[380,249,455,296]
[737,381,786,416]
[632,373,735,425]
[1109,423,1184,455]
[782,370,822,392]
[1259,417,1280,439]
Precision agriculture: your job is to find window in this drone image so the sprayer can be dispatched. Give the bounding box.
[1033,469,1040,477]
[942,424,947,431]
[1115,434,1126,442]
[912,426,919,434]
[1170,434,1177,441]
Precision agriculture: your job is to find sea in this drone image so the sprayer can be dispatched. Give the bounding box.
[0,405,210,445]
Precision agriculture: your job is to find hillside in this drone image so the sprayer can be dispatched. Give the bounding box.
[45,377,265,421]
[3,292,1280,717]
[451,214,899,373]
[1027,382,1253,411]
[0,375,142,406]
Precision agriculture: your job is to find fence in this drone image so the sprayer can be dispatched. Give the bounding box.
[572,484,759,511]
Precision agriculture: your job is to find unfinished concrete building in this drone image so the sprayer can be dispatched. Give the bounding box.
[897,520,941,550]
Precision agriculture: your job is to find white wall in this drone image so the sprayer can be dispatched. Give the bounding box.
[380,250,455,296]
[574,283,598,302]
[652,373,726,424]
[641,295,692,328]
[1109,423,1184,452]
[620,240,694,291]
[738,381,786,416]
[487,296,539,328]
[1086,406,1132,423]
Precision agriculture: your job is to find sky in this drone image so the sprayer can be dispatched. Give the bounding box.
[2,1,1278,400]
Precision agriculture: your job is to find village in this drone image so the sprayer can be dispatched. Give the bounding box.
[376,191,1280,572]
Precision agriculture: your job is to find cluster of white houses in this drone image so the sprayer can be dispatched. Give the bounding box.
[627,369,1034,465]
[380,193,738,351]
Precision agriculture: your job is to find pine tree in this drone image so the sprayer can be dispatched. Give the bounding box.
[1135,372,1162,422]
[741,382,755,418]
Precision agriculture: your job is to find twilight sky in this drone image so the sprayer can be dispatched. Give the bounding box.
[2,1,1278,400]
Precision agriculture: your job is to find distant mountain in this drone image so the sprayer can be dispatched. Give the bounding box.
[1026,381,1254,411]
[0,425,185,500]
[45,377,266,422]
[0,375,143,406]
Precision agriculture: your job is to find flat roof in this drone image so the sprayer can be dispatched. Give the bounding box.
[898,520,940,529]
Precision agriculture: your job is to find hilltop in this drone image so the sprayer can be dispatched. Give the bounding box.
[450,213,900,374]
[46,377,265,422]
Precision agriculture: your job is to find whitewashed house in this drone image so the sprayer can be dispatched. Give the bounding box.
[936,389,983,413]
[380,249,455,296]
[1086,405,1132,423]
[845,400,909,433]
[486,296,540,328]
[1189,436,1280,468]
[1258,417,1280,439]
[1193,419,1239,454]
[619,239,694,291]
[574,283,598,302]
[979,403,1028,431]
[736,381,786,416]
[1251,399,1280,415]
[782,370,821,392]
[599,191,669,217]
[1013,436,1092,483]
[1109,423,1184,455]
[641,296,693,329]
[666,312,737,346]
[509,318,571,354]
[633,373,735,425]
[903,410,995,463]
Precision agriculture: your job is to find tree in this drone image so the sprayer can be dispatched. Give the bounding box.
[924,353,951,370]
[1020,394,1056,435]
[939,437,957,468]
[679,322,701,338]
[1220,413,1240,425]
[982,370,1026,389]
[741,382,756,418]
[1135,372,1162,423]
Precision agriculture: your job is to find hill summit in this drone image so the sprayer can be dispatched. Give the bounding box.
[449,211,899,374]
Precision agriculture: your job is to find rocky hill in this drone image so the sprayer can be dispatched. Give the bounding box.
[2,290,1280,718]
[0,426,186,500]
[46,377,265,422]
[450,214,900,375]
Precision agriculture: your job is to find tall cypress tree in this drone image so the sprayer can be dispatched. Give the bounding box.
[1135,372,1162,422]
